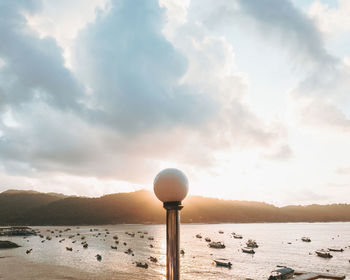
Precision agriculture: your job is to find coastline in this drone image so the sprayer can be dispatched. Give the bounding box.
[0,255,146,280]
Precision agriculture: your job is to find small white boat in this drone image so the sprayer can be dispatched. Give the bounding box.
[242,247,255,254]
[315,249,333,258]
[213,258,232,268]
[301,237,311,242]
[268,267,294,280]
[209,241,225,249]
[246,239,258,248]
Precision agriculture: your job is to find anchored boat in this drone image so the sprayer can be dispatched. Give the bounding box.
[246,239,259,248]
[233,234,243,239]
[315,249,333,258]
[242,247,255,254]
[208,241,225,249]
[328,247,344,252]
[213,258,232,268]
[268,267,294,280]
[301,237,311,242]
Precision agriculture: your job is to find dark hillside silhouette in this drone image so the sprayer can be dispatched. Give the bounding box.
[0,189,349,225]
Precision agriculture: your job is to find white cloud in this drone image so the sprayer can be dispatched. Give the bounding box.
[0,0,349,204]
[309,0,350,35]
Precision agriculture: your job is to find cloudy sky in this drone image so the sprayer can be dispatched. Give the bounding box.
[0,0,349,205]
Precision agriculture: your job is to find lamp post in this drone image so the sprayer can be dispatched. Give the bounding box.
[153,168,189,280]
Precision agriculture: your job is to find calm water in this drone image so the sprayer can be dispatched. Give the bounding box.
[1,223,350,279]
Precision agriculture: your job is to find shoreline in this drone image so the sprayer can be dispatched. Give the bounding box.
[2,221,350,227]
[0,255,151,280]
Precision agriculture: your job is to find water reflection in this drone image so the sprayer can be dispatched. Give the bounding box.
[1,223,349,280]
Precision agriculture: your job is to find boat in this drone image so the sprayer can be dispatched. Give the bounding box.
[195,234,202,239]
[233,234,243,239]
[149,256,158,263]
[208,241,225,249]
[111,246,117,250]
[124,248,133,255]
[328,247,344,252]
[213,258,232,268]
[268,267,294,280]
[148,237,154,240]
[246,239,258,248]
[205,237,211,242]
[66,247,73,251]
[218,230,224,234]
[96,254,102,261]
[315,249,333,258]
[242,247,255,254]
[83,243,88,248]
[301,237,311,242]
[136,262,148,269]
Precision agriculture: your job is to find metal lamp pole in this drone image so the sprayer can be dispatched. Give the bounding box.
[153,168,189,280]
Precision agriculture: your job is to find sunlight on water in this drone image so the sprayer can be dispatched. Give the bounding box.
[1,223,350,279]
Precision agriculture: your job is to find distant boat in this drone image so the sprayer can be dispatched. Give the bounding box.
[208,241,225,249]
[124,248,133,255]
[218,230,224,234]
[233,234,243,239]
[268,267,294,280]
[242,247,255,254]
[328,247,344,252]
[246,239,258,248]
[315,249,333,258]
[96,254,102,261]
[111,246,117,250]
[195,234,202,239]
[301,237,311,242]
[213,258,232,268]
[205,237,211,242]
[66,247,72,251]
[136,262,148,269]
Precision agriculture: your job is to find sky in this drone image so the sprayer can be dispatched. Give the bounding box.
[0,0,349,206]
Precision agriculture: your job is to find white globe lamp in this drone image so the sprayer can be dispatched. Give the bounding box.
[153,168,189,203]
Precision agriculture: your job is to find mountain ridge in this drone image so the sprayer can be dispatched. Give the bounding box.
[0,189,349,225]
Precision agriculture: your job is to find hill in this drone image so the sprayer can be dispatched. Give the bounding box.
[0,189,349,225]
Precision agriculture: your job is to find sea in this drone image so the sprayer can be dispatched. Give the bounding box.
[1,222,350,279]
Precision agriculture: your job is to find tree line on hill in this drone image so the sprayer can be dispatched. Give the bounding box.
[0,189,349,226]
